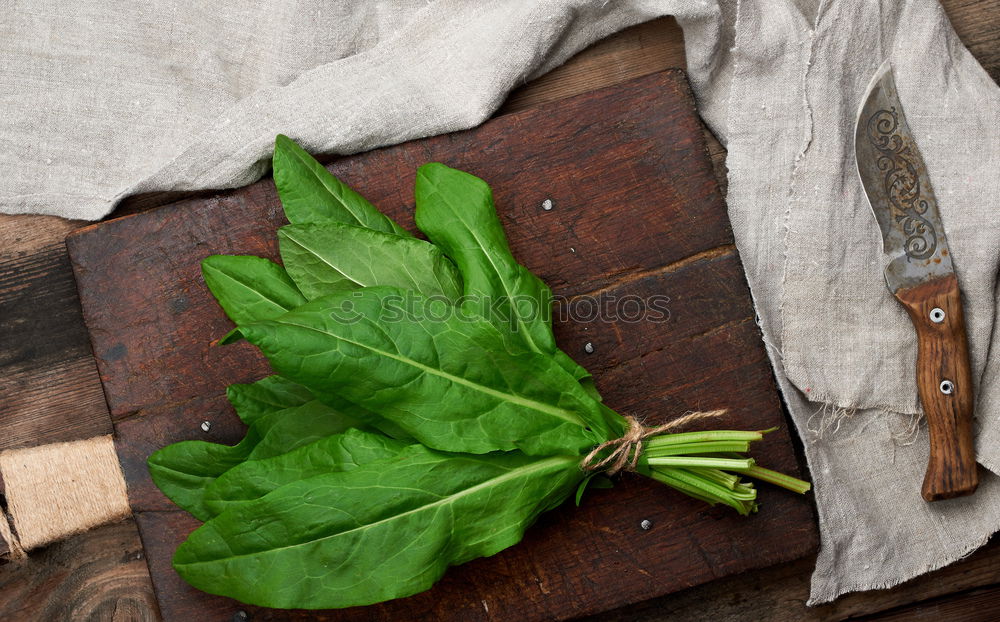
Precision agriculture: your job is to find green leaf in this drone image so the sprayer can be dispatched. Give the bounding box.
[277,223,462,300]
[232,377,413,444]
[148,399,357,521]
[174,446,582,609]
[203,428,409,516]
[414,163,556,355]
[414,164,625,436]
[273,135,407,235]
[149,437,257,521]
[245,401,360,461]
[226,375,314,425]
[239,288,608,455]
[553,349,607,405]
[310,389,415,442]
[201,255,306,343]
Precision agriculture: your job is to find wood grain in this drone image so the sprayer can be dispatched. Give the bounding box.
[68,70,816,621]
[944,0,1000,84]
[0,225,112,451]
[500,18,686,114]
[586,535,1000,621]
[865,584,1000,621]
[0,519,159,621]
[896,274,978,501]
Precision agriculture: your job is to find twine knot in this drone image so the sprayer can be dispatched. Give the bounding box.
[580,410,727,475]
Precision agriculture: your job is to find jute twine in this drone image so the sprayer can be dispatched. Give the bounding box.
[0,435,130,556]
[581,410,727,475]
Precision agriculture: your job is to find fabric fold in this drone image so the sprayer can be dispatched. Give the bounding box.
[778,0,1000,418]
[714,0,1000,603]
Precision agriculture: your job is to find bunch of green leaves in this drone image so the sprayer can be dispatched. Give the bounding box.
[148,135,810,610]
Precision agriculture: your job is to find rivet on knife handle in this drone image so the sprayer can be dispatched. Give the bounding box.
[896,274,978,500]
[854,61,978,501]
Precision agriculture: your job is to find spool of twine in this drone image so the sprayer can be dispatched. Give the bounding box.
[0,435,130,558]
[580,410,728,475]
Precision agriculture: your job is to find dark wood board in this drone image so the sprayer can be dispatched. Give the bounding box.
[0,519,159,621]
[67,70,817,621]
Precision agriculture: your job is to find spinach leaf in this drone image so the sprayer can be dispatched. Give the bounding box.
[278,222,462,300]
[225,375,314,425]
[239,287,608,455]
[174,446,582,609]
[148,435,259,521]
[273,135,407,235]
[414,163,556,355]
[149,398,357,520]
[202,255,307,344]
[309,389,415,442]
[202,428,409,515]
[414,164,625,435]
[231,376,411,447]
[245,401,359,461]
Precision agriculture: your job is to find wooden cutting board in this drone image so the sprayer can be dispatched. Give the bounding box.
[67,70,817,621]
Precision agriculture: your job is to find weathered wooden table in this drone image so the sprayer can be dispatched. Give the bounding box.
[2,5,999,620]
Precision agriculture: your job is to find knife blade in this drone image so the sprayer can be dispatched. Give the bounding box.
[855,61,978,501]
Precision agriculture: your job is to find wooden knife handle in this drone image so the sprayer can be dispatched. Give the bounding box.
[896,273,978,501]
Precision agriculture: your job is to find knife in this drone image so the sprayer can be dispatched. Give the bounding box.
[854,62,978,501]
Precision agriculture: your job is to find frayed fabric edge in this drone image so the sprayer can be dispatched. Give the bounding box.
[805,403,858,440]
[805,403,923,448]
[807,525,995,605]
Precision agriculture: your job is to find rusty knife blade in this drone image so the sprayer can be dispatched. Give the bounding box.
[854,61,954,292]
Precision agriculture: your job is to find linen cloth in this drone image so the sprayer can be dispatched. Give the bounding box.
[3,0,999,605]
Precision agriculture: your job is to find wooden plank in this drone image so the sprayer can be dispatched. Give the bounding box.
[500,17,686,114]
[0,358,109,451]
[586,537,1000,621]
[864,585,1000,621]
[943,0,1000,84]
[0,220,112,450]
[68,70,816,620]
[0,519,159,621]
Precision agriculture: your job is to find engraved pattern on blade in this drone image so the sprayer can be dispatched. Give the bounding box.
[855,64,954,292]
[865,108,937,259]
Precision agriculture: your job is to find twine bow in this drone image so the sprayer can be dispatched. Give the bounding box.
[580,410,727,475]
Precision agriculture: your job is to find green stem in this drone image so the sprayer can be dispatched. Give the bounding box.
[733,465,812,494]
[684,467,740,490]
[653,467,757,514]
[608,426,809,515]
[646,468,728,507]
[678,469,757,501]
[644,456,754,470]
[642,441,751,458]
[644,431,764,448]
